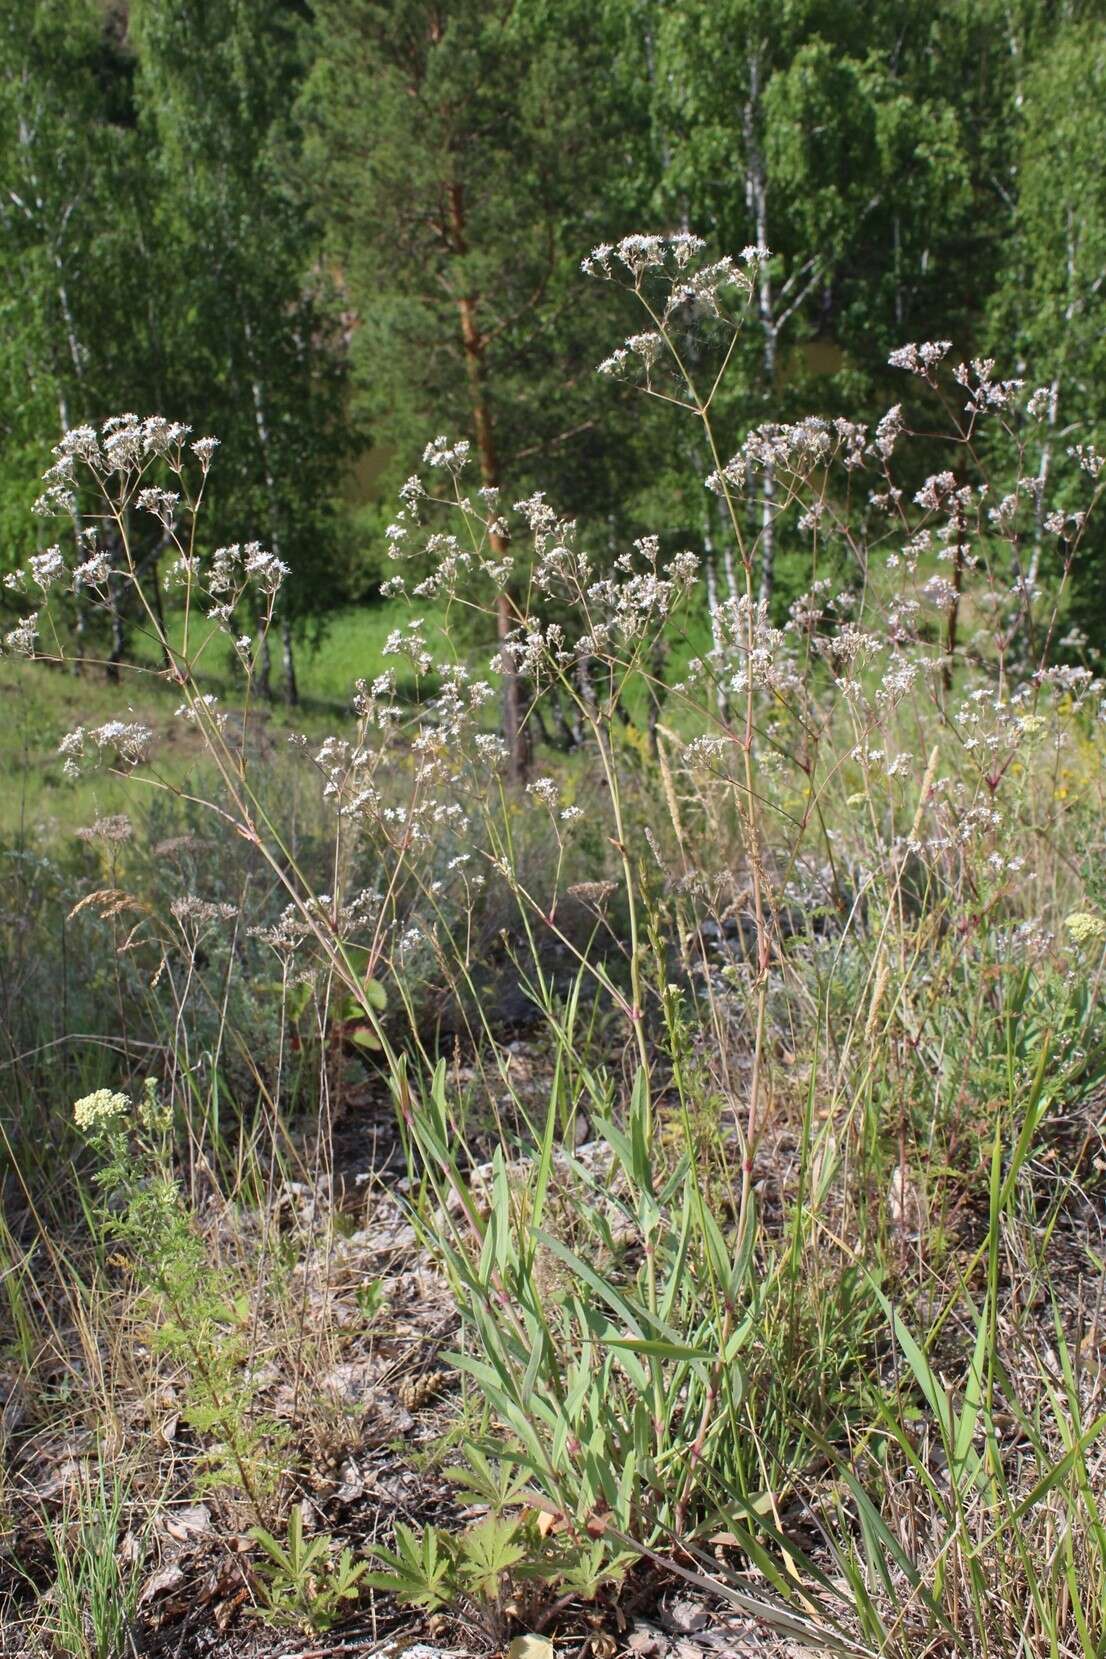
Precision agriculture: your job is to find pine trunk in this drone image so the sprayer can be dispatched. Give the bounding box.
[447,180,528,780]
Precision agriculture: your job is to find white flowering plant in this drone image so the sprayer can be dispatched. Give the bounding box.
[9,232,1106,1655]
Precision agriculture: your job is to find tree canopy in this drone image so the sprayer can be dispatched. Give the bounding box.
[1,0,1104,700]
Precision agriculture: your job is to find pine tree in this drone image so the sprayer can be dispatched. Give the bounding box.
[302,0,655,771]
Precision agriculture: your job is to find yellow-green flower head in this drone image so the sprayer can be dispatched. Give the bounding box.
[73,1088,129,1130]
[138,1076,170,1132]
[1064,912,1106,945]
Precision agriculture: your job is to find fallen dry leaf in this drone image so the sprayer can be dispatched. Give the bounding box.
[663,1598,710,1634]
[137,1561,185,1608]
[162,1502,211,1543]
[214,1587,249,1630]
[625,1625,664,1655]
[508,1639,555,1659]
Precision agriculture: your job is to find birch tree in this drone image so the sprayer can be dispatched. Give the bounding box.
[0,0,154,667]
[130,0,350,704]
[996,16,1106,590]
[651,0,977,607]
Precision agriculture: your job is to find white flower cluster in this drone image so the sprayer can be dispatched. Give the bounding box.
[587,233,763,386]
[74,1088,129,1131]
[913,471,958,512]
[422,435,471,471]
[34,416,204,514]
[383,619,433,676]
[4,615,38,656]
[1044,509,1086,539]
[582,232,706,280]
[170,895,239,927]
[887,340,952,376]
[175,693,226,729]
[57,721,154,778]
[382,472,513,603]
[954,688,1032,759]
[676,596,799,703]
[664,253,759,319]
[137,486,180,528]
[1068,443,1105,479]
[874,404,905,458]
[787,578,856,634]
[583,536,699,644]
[161,539,289,623]
[683,733,729,770]
[921,574,959,609]
[952,357,1024,412]
[526,776,559,808]
[312,728,391,818]
[706,416,866,495]
[11,419,292,671]
[1035,663,1101,703]
[29,548,66,590]
[411,533,472,600]
[74,540,113,589]
[598,330,666,380]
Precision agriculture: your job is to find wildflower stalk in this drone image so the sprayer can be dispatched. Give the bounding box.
[636,282,770,1247]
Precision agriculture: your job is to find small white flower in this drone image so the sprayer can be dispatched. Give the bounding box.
[5,614,39,656]
[921,574,958,608]
[243,543,290,594]
[90,721,153,765]
[526,776,559,808]
[137,486,179,527]
[73,552,112,588]
[422,435,471,471]
[888,341,951,376]
[29,547,66,590]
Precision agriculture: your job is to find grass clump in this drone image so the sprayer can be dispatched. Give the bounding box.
[37,1459,144,1659]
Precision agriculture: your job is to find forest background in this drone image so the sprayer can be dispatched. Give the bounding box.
[3,0,1106,712]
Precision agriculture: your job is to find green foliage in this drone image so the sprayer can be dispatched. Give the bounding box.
[5,0,1106,640]
[39,1459,144,1659]
[129,0,354,684]
[366,1448,635,1635]
[249,1504,369,1632]
[0,0,149,564]
[405,1055,788,1542]
[987,14,1106,626]
[300,0,653,531]
[817,1077,1106,1659]
[8,26,1106,1646]
[366,1520,454,1613]
[80,1102,289,1524]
